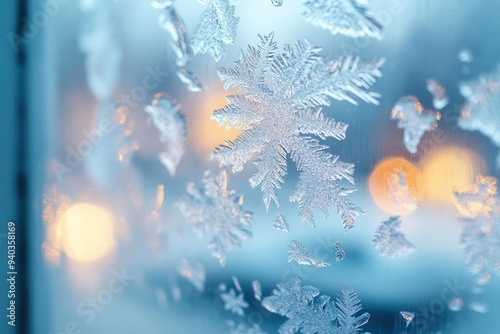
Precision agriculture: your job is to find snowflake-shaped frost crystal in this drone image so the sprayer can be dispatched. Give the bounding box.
[212,32,384,230]
[454,176,500,285]
[176,170,252,266]
[145,93,186,176]
[288,240,331,267]
[372,216,415,259]
[391,96,441,154]
[273,213,289,232]
[221,289,249,316]
[192,0,239,61]
[262,276,370,334]
[458,65,500,166]
[303,0,383,40]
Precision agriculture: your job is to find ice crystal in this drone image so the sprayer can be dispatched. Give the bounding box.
[372,216,415,259]
[220,279,249,316]
[79,0,122,101]
[262,276,370,334]
[144,93,186,176]
[287,240,331,267]
[176,170,253,266]
[387,170,418,211]
[469,300,489,313]
[232,276,243,292]
[400,311,414,327]
[459,48,473,63]
[448,297,464,312]
[212,32,384,230]
[458,65,500,166]
[177,258,206,292]
[273,213,290,232]
[391,96,441,154]
[252,280,262,301]
[303,0,383,40]
[426,78,449,110]
[153,1,192,66]
[334,241,346,262]
[454,176,500,285]
[192,0,239,61]
[177,67,203,92]
[227,321,267,334]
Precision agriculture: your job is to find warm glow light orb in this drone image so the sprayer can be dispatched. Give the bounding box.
[368,157,424,215]
[420,146,486,204]
[189,93,242,154]
[60,203,115,262]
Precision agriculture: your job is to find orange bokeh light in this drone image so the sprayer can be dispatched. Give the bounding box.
[368,157,424,215]
[420,146,486,204]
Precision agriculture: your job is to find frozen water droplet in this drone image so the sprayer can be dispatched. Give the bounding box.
[334,241,346,262]
[459,48,474,63]
[232,276,242,292]
[271,0,284,6]
[426,78,449,110]
[177,67,203,92]
[252,280,262,301]
[475,271,491,286]
[177,258,206,292]
[400,311,415,327]
[448,297,464,312]
[469,301,488,313]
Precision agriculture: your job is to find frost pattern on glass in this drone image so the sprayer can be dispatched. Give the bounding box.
[458,65,500,166]
[227,321,267,334]
[426,78,449,110]
[192,0,239,62]
[212,33,384,230]
[273,213,289,232]
[372,216,415,259]
[387,170,418,211]
[453,176,500,285]
[177,258,206,292]
[177,67,203,92]
[287,240,331,267]
[220,279,249,316]
[400,311,414,327]
[252,280,262,301]
[262,276,370,334]
[144,93,186,176]
[391,96,441,154]
[176,170,253,266]
[79,0,122,101]
[152,1,192,67]
[334,241,346,262]
[303,0,383,40]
